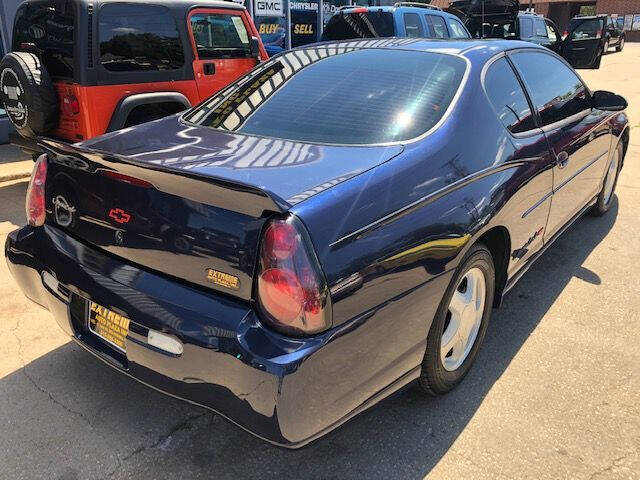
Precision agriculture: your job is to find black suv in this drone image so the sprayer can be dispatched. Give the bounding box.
[447,0,605,68]
[568,14,625,53]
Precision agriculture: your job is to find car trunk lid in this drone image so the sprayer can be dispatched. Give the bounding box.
[38,121,402,300]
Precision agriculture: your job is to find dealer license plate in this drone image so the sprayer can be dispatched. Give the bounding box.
[88,301,130,352]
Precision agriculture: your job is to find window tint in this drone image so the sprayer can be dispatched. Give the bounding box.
[191,14,251,59]
[533,18,547,37]
[485,57,535,134]
[99,4,184,72]
[569,18,603,39]
[520,17,533,38]
[404,13,424,37]
[511,51,590,127]
[185,49,467,144]
[12,2,75,79]
[322,11,395,40]
[448,18,469,38]
[428,15,449,39]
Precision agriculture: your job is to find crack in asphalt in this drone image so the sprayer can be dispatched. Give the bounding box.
[101,410,211,480]
[587,449,638,480]
[10,317,125,478]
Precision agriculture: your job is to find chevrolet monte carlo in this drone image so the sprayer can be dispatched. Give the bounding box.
[5,39,629,447]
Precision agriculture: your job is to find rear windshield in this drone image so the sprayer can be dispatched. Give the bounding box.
[323,12,395,40]
[184,48,467,145]
[12,2,75,79]
[568,18,603,39]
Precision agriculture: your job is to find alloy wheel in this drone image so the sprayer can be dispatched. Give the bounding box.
[441,267,486,371]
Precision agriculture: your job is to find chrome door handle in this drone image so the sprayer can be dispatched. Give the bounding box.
[557,151,569,169]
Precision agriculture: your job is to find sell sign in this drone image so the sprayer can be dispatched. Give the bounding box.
[255,0,284,17]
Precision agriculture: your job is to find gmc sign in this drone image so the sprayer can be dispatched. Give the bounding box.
[255,0,284,17]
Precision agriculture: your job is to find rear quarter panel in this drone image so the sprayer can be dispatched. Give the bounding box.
[290,58,555,402]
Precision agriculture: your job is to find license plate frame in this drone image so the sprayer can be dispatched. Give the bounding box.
[87,301,130,353]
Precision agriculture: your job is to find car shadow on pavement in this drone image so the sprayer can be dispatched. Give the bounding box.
[1,200,618,480]
[0,179,28,229]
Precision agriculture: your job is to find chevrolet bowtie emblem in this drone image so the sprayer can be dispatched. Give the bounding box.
[109,208,131,224]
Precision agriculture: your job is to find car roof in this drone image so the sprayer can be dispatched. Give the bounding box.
[20,0,244,9]
[570,14,607,20]
[299,38,545,62]
[340,5,459,18]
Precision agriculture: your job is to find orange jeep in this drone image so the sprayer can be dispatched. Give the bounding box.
[0,0,267,153]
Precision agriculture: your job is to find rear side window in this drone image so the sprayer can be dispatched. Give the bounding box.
[99,4,184,72]
[510,51,590,127]
[448,18,469,38]
[404,13,424,37]
[12,2,75,79]
[484,57,535,134]
[427,15,449,39]
[520,17,533,38]
[569,19,603,40]
[185,49,467,144]
[533,18,547,37]
[190,14,251,59]
[322,11,395,40]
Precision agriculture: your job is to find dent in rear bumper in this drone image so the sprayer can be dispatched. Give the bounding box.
[5,226,444,447]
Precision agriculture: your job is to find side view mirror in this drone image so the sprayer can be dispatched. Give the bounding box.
[592,90,627,111]
[250,36,260,60]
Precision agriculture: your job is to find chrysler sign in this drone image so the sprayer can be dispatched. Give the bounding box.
[255,0,284,16]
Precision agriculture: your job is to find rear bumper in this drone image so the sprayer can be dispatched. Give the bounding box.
[5,225,427,447]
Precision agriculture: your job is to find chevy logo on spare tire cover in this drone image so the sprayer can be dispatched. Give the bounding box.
[1,67,28,129]
[0,52,59,138]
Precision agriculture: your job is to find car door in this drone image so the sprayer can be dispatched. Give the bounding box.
[483,55,555,268]
[560,17,605,69]
[509,50,613,239]
[188,9,258,101]
[544,19,562,53]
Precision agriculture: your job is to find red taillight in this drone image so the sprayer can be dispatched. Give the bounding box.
[563,30,568,38]
[256,217,332,336]
[26,154,48,226]
[102,170,154,188]
[62,94,80,115]
[351,7,367,13]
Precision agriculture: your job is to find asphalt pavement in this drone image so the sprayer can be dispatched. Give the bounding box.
[0,45,639,480]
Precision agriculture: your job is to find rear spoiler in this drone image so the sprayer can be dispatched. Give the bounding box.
[37,138,289,218]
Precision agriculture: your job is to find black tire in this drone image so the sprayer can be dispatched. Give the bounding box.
[417,243,495,396]
[590,142,622,217]
[616,37,624,52]
[0,52,58,138]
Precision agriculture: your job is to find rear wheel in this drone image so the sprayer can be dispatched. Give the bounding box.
[616,37,625,52]
[590,142,622,216]
[418,243,495,396]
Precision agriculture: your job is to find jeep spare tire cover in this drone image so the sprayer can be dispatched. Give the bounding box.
[0,52,59,138]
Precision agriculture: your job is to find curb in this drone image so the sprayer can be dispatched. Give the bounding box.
[0,160,33,183]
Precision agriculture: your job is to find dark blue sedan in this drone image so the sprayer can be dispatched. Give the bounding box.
[6,38,629,447]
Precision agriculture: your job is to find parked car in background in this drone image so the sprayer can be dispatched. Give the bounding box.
[446,0,606,68]
[6,38,628,447]
[0,0,267,154]
[322,3,470,41]
[567,14,625,53]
